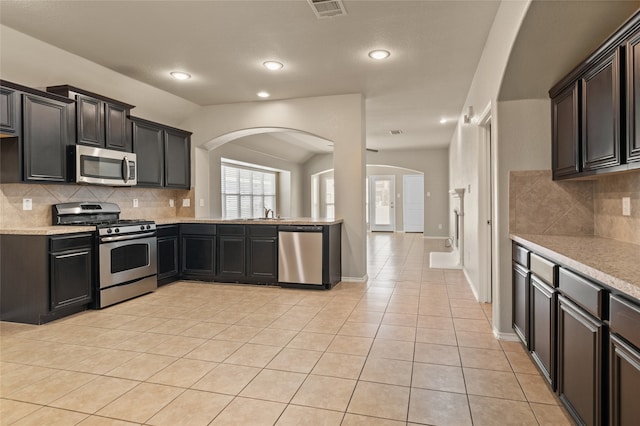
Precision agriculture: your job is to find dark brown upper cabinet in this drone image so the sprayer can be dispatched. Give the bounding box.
[581,50,621,172]
[130,116,191,189]
[0,85,21,138]
[0,80,74,183]
[47,85,134,152]
[552,83,580,179]
[626,29,640,167]
[550,10,640,180]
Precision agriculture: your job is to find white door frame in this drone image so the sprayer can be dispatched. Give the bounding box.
[369,175,396,232]
[477,103,494,303]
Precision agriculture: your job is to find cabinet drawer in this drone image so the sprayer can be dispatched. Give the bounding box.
[610,295,640,349]
[559,268,606,319]
[218,225,245,236]
[530,253,557,287]
[157,224,179,238]
[181,224,216,235]
[512,244,529,267]
[50,234,93,252]
[248,225,278,237]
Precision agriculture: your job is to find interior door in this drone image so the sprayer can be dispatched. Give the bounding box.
[370,175,395,232]
[403,174,424,232]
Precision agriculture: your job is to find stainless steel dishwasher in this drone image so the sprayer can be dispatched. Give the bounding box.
[278,225,323,286]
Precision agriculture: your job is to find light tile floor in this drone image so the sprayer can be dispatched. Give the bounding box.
[0,233,574,425]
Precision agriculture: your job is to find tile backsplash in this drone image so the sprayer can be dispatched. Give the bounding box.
[0,183,194,227]
[510,170,640,246]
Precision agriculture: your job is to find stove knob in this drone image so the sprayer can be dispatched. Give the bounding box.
[140,225,145,231]
[107,229,112,234]
[146,224,151,230]
[114,228,120,233]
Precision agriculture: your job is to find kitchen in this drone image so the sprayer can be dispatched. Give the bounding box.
[2,1,640,425]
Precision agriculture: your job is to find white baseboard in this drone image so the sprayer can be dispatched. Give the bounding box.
[341,274,369,282]
[493,328,520,341]
[463,268,480,302]
[423,235,448,239]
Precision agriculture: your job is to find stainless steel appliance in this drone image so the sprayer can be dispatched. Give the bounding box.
[72,145,137,186]
[53,202,157,308]
[278,225,323,286]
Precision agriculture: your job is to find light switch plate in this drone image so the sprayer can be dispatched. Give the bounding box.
[622,197,631,216]
[182,198,190,207]
[199,199,205,207]
[169,199,175,207]
[133,199,139,208]
[22,198,32,211]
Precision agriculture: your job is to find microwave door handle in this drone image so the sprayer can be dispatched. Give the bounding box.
[122,157,130,183]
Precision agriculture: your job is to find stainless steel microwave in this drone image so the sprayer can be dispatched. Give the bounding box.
[72,145,137,186]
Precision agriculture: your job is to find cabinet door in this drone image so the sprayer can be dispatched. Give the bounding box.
[581,50,621,172]
[157,236,179,283]
[181,235,215,277]
[76,94,104,147]
[164,129,190,189]
[105,103,131,152]
[0,86,21,137]
[218,236,246,280]
[530,275,556,388]
[132,119,164,186]
[626,31,640,166]
[610,333,640,426]
[512,262,529,348]
[23,94,71,182]
[247,237,277,283]
[552,83,580,179]
[50,247,93,311]
[557,295,605,426]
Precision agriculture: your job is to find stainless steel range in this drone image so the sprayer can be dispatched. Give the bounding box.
[53,202,157,308]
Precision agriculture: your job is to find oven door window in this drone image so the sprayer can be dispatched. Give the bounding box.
[82,155,124,180]
[111,243,149,273]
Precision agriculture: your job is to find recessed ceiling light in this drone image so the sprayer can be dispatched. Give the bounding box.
[257,91,270,98]
[170,71,191,80]
[440,118,447,124]
[263,61,284,71]
[368,50,390,60]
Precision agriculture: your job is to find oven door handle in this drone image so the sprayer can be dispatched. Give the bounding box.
[100,231,156,242]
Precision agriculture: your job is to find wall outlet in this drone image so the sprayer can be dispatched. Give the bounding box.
[438,223,442,229]
[182,198,190,207]
[22,198,32,211]
[199,198,205,207]
[133,199,139,208]
[426,192,431,197]
[622,197,631,216]
[169,199,175,207]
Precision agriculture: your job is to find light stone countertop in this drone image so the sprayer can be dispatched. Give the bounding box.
[512,234,640,300]
[155,217,344,226]
[0,218,343,235]
[0,225,96,235]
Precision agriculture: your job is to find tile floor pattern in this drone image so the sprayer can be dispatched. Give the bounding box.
[0,233,575,425]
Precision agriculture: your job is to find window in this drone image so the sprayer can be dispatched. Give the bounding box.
[325,177,335,219]
[221,163,276,219]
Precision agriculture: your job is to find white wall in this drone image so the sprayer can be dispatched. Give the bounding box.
[448,0,532,336]
[0,25,199,127]
[180,94,367,280]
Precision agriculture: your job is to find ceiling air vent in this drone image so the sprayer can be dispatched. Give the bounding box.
[308,0,347,19]
[389,130,403,135]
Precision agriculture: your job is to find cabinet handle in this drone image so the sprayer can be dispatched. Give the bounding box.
[56,251,89,259]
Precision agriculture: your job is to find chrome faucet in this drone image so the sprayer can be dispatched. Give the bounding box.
[264,208,274,219]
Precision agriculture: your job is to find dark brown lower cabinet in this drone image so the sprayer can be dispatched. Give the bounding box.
[512,262,530,348]
[157,225,179,286]
[609,334,640,425]
[530,275,557,387]
[557,295,606,426]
